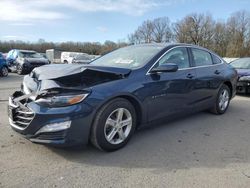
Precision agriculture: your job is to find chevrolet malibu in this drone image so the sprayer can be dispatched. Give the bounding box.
[8,43,238,151]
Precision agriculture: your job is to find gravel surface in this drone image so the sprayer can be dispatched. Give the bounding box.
[1,73,250,188]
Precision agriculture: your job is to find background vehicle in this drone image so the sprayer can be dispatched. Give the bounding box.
[230,57,250,94]
[8,44,237,151]
[46,49,61,64]
[61,52,89,64]
[0,52,8,77]
[72,54,93,64]
[7,49,49,75]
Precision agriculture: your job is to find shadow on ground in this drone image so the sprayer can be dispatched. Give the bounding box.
[49,96,250,172]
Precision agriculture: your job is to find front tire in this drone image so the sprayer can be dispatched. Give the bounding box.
[0,66,8,77]
[210,84,231,114]
[90,98,136,152]
[16,64,24,75]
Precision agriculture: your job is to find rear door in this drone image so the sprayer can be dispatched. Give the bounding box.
[145,47,197,122]
[190,48,225,110]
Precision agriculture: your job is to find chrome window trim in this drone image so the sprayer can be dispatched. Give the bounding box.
[146,45,224,75]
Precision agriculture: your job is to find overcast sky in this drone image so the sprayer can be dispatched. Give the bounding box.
[0,0,249,43]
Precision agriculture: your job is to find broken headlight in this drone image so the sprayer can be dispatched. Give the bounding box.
[35,93,89,107]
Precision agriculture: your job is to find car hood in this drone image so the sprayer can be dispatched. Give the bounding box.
[23,64,131,94]
[31,64,131,80]
[25,58,48,63]
[236,69,250,77]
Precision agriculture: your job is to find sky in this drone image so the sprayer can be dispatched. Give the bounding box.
[0,0,249,43]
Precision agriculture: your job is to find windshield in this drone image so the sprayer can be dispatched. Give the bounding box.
[19,52,43,58]
[90,45,164,69]
[230,58,250,69]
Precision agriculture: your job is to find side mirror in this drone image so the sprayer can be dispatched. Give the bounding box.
[150,63,178,73]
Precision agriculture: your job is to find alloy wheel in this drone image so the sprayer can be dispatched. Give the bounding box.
[218,89,229,111]
[1,67,8,76]
[104,108,132,145]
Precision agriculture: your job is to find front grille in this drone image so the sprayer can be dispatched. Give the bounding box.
[12,106,34,129]
[35,131,66,140]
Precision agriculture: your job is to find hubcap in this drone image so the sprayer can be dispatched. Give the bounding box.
[104,108,132,145]
[2,67,8,76]
[219,89,229,111]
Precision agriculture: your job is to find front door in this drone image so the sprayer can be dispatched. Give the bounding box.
[144,47,197,122]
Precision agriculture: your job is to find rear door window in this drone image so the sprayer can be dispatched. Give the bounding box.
[191,48,213,67]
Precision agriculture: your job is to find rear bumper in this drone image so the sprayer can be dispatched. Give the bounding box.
[8,91,94,147]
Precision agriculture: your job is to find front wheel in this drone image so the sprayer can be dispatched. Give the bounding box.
[16,64,24,75]
[0,66,8,77]
[90,98,136,152]
[210,84,231,114]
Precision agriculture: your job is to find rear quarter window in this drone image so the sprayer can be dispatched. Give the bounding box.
[192,48,213,67]
[212,54,222,64]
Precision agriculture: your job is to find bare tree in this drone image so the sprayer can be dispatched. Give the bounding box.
[128,17,173,44]
[174,13,215,48]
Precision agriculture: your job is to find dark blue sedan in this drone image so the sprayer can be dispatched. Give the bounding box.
[8,43,237,151]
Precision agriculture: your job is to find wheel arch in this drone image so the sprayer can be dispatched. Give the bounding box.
[223,81,233,98]
[93,94,144,129]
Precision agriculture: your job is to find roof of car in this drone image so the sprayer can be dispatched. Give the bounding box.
[132,42,204,49]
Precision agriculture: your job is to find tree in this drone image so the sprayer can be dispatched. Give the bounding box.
[174,13,215,48]
[128,17,173,44]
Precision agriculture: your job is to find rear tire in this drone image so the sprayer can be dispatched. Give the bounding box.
[210,84,231,115]
[90,98,136,152]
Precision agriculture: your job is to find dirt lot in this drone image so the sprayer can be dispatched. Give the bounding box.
[1,73,250,188]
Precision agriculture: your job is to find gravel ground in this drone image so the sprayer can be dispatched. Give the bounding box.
[1,73,250,188]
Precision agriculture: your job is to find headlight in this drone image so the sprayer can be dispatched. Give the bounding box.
[35,93,89,107]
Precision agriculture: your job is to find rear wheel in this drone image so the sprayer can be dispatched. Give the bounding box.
[90,98,136,152]
[210,84,231,114]
[0,66,8,77]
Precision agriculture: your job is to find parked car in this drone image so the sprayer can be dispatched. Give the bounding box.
[7,49,49,75]
[0,52,8,77]
[72,54,93,64]
[8,43,237,151]
[230,57,250,94]
[61,52,89,64]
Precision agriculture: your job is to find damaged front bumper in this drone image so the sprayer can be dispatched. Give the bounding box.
[237,77,250,94]
[8,91,94,147]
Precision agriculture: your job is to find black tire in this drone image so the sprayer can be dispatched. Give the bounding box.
[90,98,136,152]
[210,84,231,115]
[0,66,8,77]
[16,64,24,75]
[63,60,68,64]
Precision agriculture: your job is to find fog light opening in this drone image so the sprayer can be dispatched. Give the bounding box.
[36,121,71,134]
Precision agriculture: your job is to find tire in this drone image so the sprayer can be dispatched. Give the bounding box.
[90,98,136,152]
[210,84,231,115]
[16,64,24,75]
[0,66,8,77]
[63,60,68,64]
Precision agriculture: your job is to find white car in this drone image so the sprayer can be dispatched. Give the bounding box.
[61,52,89,64]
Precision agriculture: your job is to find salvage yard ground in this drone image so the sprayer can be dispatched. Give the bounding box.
[1,74,250,187]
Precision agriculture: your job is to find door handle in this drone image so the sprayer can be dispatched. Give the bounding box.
[214,70,221,75]
[186,73,194,79]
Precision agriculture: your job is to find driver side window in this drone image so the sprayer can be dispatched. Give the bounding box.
[157,47,190,69]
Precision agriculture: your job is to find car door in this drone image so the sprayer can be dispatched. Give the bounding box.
[144,47,197,122]
[190,48,225,110]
